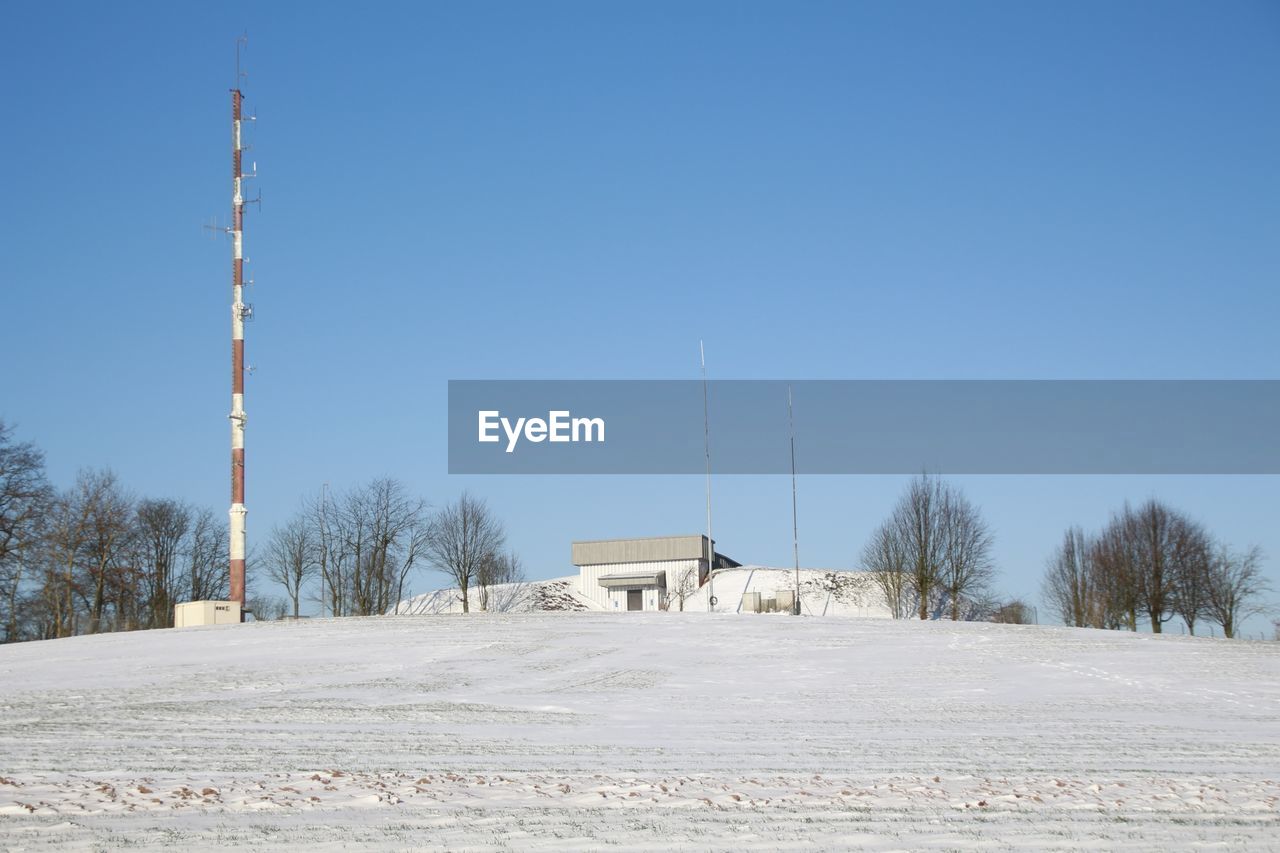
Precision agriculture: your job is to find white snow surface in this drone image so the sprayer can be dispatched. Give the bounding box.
[397,575,601,614]
[0,613,1277,850]
[683,566,891,617]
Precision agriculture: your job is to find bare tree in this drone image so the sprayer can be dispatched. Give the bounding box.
[347,479,428,616]
[666,562,701,612]
[300,480,428,617]
[307,486,350,617]
[1204,544,1269,639]
[41,469,127,638]
[862,474,993,620]
[990,598,1033,624]
[247,595,289,622]
[476,549,526,612]
[41,488,89,638]
[1089,500,1213,634]
[187,507,229,602]
[475,549,500,612]
[425,493,505,614]
[939,488,994,621]
[1130,499,1185,634]
[894,474,949,620]
[1169,518,1213,635]
[1057,499,1267,639]
[0,422,52,642]
[1092,511,1141,631]
[0,423,241,643]
[1042,526,1100,628]
[133,498,190,629]
[84,478,137,632]
[861,520,911,619]
[265,517,316,618]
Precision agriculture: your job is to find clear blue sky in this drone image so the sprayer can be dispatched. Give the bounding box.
[2,1,1278,631]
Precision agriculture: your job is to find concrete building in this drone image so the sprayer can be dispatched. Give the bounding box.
[572,535,740,611]
[174,600,242,627]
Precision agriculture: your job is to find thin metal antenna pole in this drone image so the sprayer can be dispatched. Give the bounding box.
[235,33,245,88]
[789,385,800,615]
[321,482,329,616]
[701,341,715,613]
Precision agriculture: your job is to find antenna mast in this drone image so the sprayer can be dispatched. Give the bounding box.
[701,342,715,612]
[227,35,254,614]
[788,385,800,615]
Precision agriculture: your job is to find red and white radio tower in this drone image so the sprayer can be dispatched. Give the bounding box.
[226,37,255,612]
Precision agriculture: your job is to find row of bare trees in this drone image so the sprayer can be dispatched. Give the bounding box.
[3,418,525,638]
[263,479,428,618]
[0,421,49,640]
[1042,500,1268,638]
[264,485,522,617]
[1,421,229,642]
[860,474,997,620]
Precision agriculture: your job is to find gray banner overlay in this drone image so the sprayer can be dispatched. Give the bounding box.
[448,380,1280,474]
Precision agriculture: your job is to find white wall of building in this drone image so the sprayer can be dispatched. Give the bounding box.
[174,600,241,627]
[603,585,664,612]
[578,559,702,610]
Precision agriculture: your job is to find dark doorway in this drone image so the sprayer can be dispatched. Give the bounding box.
[627,589,643,611]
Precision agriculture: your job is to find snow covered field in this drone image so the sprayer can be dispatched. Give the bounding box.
[0,613,1277,850]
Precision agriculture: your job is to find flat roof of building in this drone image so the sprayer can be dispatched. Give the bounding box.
[598,571,667,589]
[572,534,712,566]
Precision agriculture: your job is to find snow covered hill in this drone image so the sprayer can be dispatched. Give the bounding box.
[397,575,602,614]
[0,613,1277,850]
[397,566,893,617]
